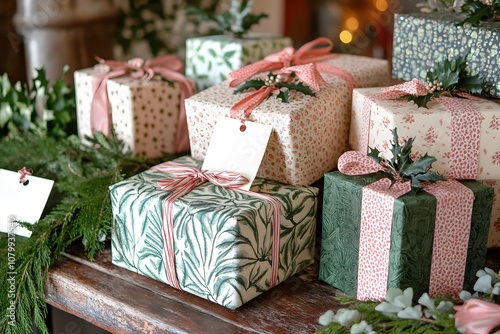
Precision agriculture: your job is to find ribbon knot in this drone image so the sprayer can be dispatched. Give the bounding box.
[90,55,193,153]
[150,161,282,291]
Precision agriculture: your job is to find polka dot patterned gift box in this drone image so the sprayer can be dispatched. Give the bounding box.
[74,68,184,158]
[392,12,500,98]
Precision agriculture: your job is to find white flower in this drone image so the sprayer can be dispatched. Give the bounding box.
[436,301,454,311]
[318,310,334,326]
[397,305,422,320]
[418,293,435,310]
[334,309,361,326]
[351,320,374,334]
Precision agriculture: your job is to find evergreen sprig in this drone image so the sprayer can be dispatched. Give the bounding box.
[186,0,268,38]
[0,133,161,334]
[233,72,316,102]
[367,128,444,190]
[0,67,75,139]
[404,54,485,108]
[459,0,500,26]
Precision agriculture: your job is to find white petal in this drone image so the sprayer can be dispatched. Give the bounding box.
[459,290,472,301]
[436,301,454,311]
[375,301,404,314]
[386,288,403,303]
[474,275,493,294]
[319,310,334,326]
[350,321,368,334]
[418,293,435,310]
[397,305,422,320]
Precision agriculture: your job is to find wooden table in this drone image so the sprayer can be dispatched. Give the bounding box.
[45,246,342,334]
[45,246,500,334]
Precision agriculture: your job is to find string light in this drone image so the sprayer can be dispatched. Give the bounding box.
[345,17,359,31]
[375,0,388,11]
[339,30,353,44]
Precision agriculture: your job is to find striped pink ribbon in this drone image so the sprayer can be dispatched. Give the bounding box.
[338,150,474,300]
[359,79,482,179]
[151,161,282,290]
[91,55,194,153]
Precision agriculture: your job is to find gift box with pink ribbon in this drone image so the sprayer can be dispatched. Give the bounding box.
[110,156,318,309]
[349,80,500,247]
[185,37,390,186]
[74,56,194,158]
[319,148,494,301]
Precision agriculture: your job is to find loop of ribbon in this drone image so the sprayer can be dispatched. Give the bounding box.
[91,55,194,153]
[18,166,32,184]
[227,37,358,120]
[359,79,482,179]
[454,299,500,334]
[151,162,282,290]
[337,151,474,301]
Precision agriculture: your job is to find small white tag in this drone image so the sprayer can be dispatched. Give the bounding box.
[0,169,54,237]
[202,117,272,191]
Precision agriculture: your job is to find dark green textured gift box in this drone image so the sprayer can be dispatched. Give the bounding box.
[319,172,494,298]
[392,12,500,97]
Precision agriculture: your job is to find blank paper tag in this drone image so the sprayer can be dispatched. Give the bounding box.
[202,117,272,190]
[0,169,54,237]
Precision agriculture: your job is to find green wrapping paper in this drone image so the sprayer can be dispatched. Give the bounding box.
[110,156,318,309]
[319,172,493,299]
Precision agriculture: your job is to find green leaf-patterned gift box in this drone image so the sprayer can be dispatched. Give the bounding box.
[319,172,493,300]
[110,156,318,309]
[185,34,292,91]
[392,12,500,97]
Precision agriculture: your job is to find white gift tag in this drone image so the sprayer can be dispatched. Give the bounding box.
[0,169,54,237]
[202,117,272,191]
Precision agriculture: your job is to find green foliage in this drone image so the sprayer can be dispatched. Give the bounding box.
[459,0,500,26]
[368,129,444,190]
[0,67,75,139]
[404,54,486,108]
[186,0,268,38]
[0,133,161,334]
[233,72,316,103]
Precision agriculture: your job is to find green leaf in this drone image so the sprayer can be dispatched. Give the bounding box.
[233,79,265,94]
[404,93,434,108]
[224,50,237,59]
[276,81,315,97]
[367,146,382,163]
[401,153,437,177]
[277,90,289,103]
[457,74,485,94]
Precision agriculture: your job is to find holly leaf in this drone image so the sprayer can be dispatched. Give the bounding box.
[277,90,289,103]
[457,74,485,94]
[233,79,265,94]
[459,3,493,27]
[242,13,269,32]
[276,82,316,97]
[404,93,434,108]
[388,128,402,172]
[367,146,382,164]
[411,171,445,189]
[401,153,437,177]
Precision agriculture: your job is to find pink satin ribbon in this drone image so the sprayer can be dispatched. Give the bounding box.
[91,56,194,153]
[227,37,358,119]
[338,151,474,301]
[454,299,500,334]
[151,162,282,290]
[359,79,482,179]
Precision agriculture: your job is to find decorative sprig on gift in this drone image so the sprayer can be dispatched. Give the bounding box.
[186,0,268,38]
[459,0,500,26]
[367,128,444,190]
[233,72,316,103]
[404,54,485,108]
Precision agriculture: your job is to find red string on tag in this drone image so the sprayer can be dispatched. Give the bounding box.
[18,167,32,185]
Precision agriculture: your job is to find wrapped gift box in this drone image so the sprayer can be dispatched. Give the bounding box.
[185,55,390,186]
[75,68,185,158]
[392,12,500,97]
[319,172,494,300]
[110,156,318,309]
[482,180,500,248]
[349,87,500,180]
[185,34,292,91]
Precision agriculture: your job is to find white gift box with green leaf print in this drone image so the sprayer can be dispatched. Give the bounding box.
[110,156,318,309]
[185,34,292,91]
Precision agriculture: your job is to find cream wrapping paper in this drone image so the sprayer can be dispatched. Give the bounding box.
[185,55,389,186]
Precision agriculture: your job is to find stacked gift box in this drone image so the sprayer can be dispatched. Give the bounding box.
[71,1,500,310]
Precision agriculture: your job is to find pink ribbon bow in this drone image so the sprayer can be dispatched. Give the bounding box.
[454,299,500,334]
[91,55,194,153]
[227,38,358,118]
[229,63,326,119]
[151,162,282,290]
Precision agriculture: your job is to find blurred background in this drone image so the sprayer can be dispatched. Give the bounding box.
[1,0,422,85]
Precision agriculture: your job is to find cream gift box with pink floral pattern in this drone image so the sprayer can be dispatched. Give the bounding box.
[349,87,500,248]
[185,55,390,186]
